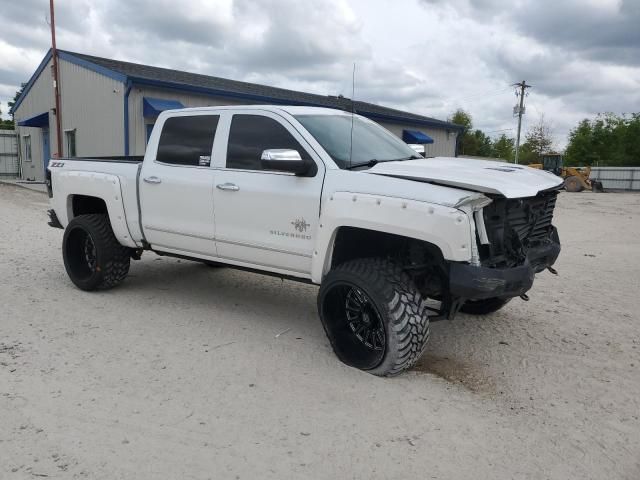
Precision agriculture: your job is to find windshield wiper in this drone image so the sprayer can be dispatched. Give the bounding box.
[345,155,421,170]
[345,159,380,170]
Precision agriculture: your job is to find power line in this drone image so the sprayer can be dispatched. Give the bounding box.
[445,86,513,104]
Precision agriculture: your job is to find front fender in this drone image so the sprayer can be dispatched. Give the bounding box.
[311,191,473,283]
[53,170,137,248]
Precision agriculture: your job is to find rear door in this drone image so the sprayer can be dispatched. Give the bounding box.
[212,111,325,276]
[139,113,220,257]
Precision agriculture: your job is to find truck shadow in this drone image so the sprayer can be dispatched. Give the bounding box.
[123,256,505,390]
[123,256,322,333]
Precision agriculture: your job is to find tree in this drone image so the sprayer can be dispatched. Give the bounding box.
[522,114,554,162]
[0,83,25,130]
[565,113,640,166]
[7,83,26,118]
[491,134,515,161]
[0,105,15,130]
[448,109,494,156]
[450,109,472,131]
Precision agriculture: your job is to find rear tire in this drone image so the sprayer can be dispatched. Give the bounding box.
[564,175,584,192]
[318,258,430,376]
[62,214,131,291]
[460,297,511,315]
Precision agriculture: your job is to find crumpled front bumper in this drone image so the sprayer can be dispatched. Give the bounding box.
[448,227,561,300]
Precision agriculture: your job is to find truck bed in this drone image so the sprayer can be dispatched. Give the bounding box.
[48,156,144,246]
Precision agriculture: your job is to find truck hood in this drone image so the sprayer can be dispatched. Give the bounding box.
[366,157,563,198]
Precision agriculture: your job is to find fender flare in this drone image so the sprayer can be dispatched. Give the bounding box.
[310,192,473,283]
[58,171,137,248]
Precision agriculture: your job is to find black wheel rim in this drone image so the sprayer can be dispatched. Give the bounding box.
[321,282,386,370]
[65,227,98,281]
[345,288,385,351]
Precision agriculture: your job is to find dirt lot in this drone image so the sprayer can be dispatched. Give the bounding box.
[1,183,639,480]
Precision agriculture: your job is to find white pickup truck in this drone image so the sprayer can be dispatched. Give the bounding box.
[47,105,563,376]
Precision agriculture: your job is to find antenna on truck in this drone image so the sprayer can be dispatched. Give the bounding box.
[348,63,356,169]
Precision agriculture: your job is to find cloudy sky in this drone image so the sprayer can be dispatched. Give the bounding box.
[1,0,638,147]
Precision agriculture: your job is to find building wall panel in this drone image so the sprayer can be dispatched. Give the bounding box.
[129,87,245,155]
[377,121,457,157]
[58,58,124,157]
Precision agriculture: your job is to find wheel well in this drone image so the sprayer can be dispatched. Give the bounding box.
[330,227,444,270]
[71,195,108,218]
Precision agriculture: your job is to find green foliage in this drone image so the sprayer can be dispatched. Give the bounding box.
[0,84,26,130]
[0,105,14,130]
[523,115,554,161]
[449,108,472,131]
[449,109,494,157]
[491,134,515,161]
[564,113,640,166]
[516,142,538,165]
[7,83,26,117]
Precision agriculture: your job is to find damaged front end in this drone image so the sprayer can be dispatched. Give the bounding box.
[449,187,561,304]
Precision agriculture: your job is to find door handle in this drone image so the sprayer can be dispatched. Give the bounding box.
[216,183,240,191]
[143,176,162,184]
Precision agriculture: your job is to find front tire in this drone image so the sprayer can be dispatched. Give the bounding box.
[318,258,430,376]
[62,214,131,291]
[460,297,511,315]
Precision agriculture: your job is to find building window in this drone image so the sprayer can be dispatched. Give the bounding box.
[22,135,32,162]
[65,129,77,157]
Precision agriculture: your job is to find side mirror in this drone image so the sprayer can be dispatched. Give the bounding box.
[408,144,426,156]
[261,149,311,176]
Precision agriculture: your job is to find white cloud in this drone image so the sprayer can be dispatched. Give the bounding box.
[0,0,638,148]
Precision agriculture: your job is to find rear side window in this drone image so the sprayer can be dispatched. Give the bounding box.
[226,114,310,170]
[156,115,219,166]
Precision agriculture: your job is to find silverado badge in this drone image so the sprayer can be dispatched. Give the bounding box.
[291,217,310,233]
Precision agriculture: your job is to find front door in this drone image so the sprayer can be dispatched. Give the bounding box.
[42,128,50,173]
[212,112,324,276]
[139,113,221,257]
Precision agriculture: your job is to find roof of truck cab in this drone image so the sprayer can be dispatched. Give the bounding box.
[163,105,354,116]
[12,49,463,132]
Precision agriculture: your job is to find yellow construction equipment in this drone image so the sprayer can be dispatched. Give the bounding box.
[529,153,604,192]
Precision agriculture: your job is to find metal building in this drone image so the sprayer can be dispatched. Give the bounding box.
[11,49,463,181]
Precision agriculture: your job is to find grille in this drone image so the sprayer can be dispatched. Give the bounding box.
[479,190,558,267]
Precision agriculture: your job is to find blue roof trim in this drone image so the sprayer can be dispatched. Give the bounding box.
[17,111,50,128]
[58,51,127,83]
[403,129,434,144]
[143,97,185,117]
[10,51,53,114]
[11,50,128,115]
[129,77,457,130]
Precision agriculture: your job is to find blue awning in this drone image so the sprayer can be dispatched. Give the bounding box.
[17,112,49,128]
[403,129,434,144]
[143,97,185,117]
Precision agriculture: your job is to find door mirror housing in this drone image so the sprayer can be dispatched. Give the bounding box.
[261,149,312,176]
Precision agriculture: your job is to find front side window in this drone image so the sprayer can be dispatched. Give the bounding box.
[294,114,420,169]
[157,115,219,166]
[23,135,32,162]
[226,114,310,170]
[65,129,76,157]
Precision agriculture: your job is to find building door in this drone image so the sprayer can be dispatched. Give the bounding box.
[42,128,50,172]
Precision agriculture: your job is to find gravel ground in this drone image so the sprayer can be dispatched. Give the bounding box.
[1,183,639,479]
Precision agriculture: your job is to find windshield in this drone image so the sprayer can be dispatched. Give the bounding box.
[294,114,420,169]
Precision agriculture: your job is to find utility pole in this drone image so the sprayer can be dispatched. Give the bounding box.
[49,0,63,157]
[513,80,531,164]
